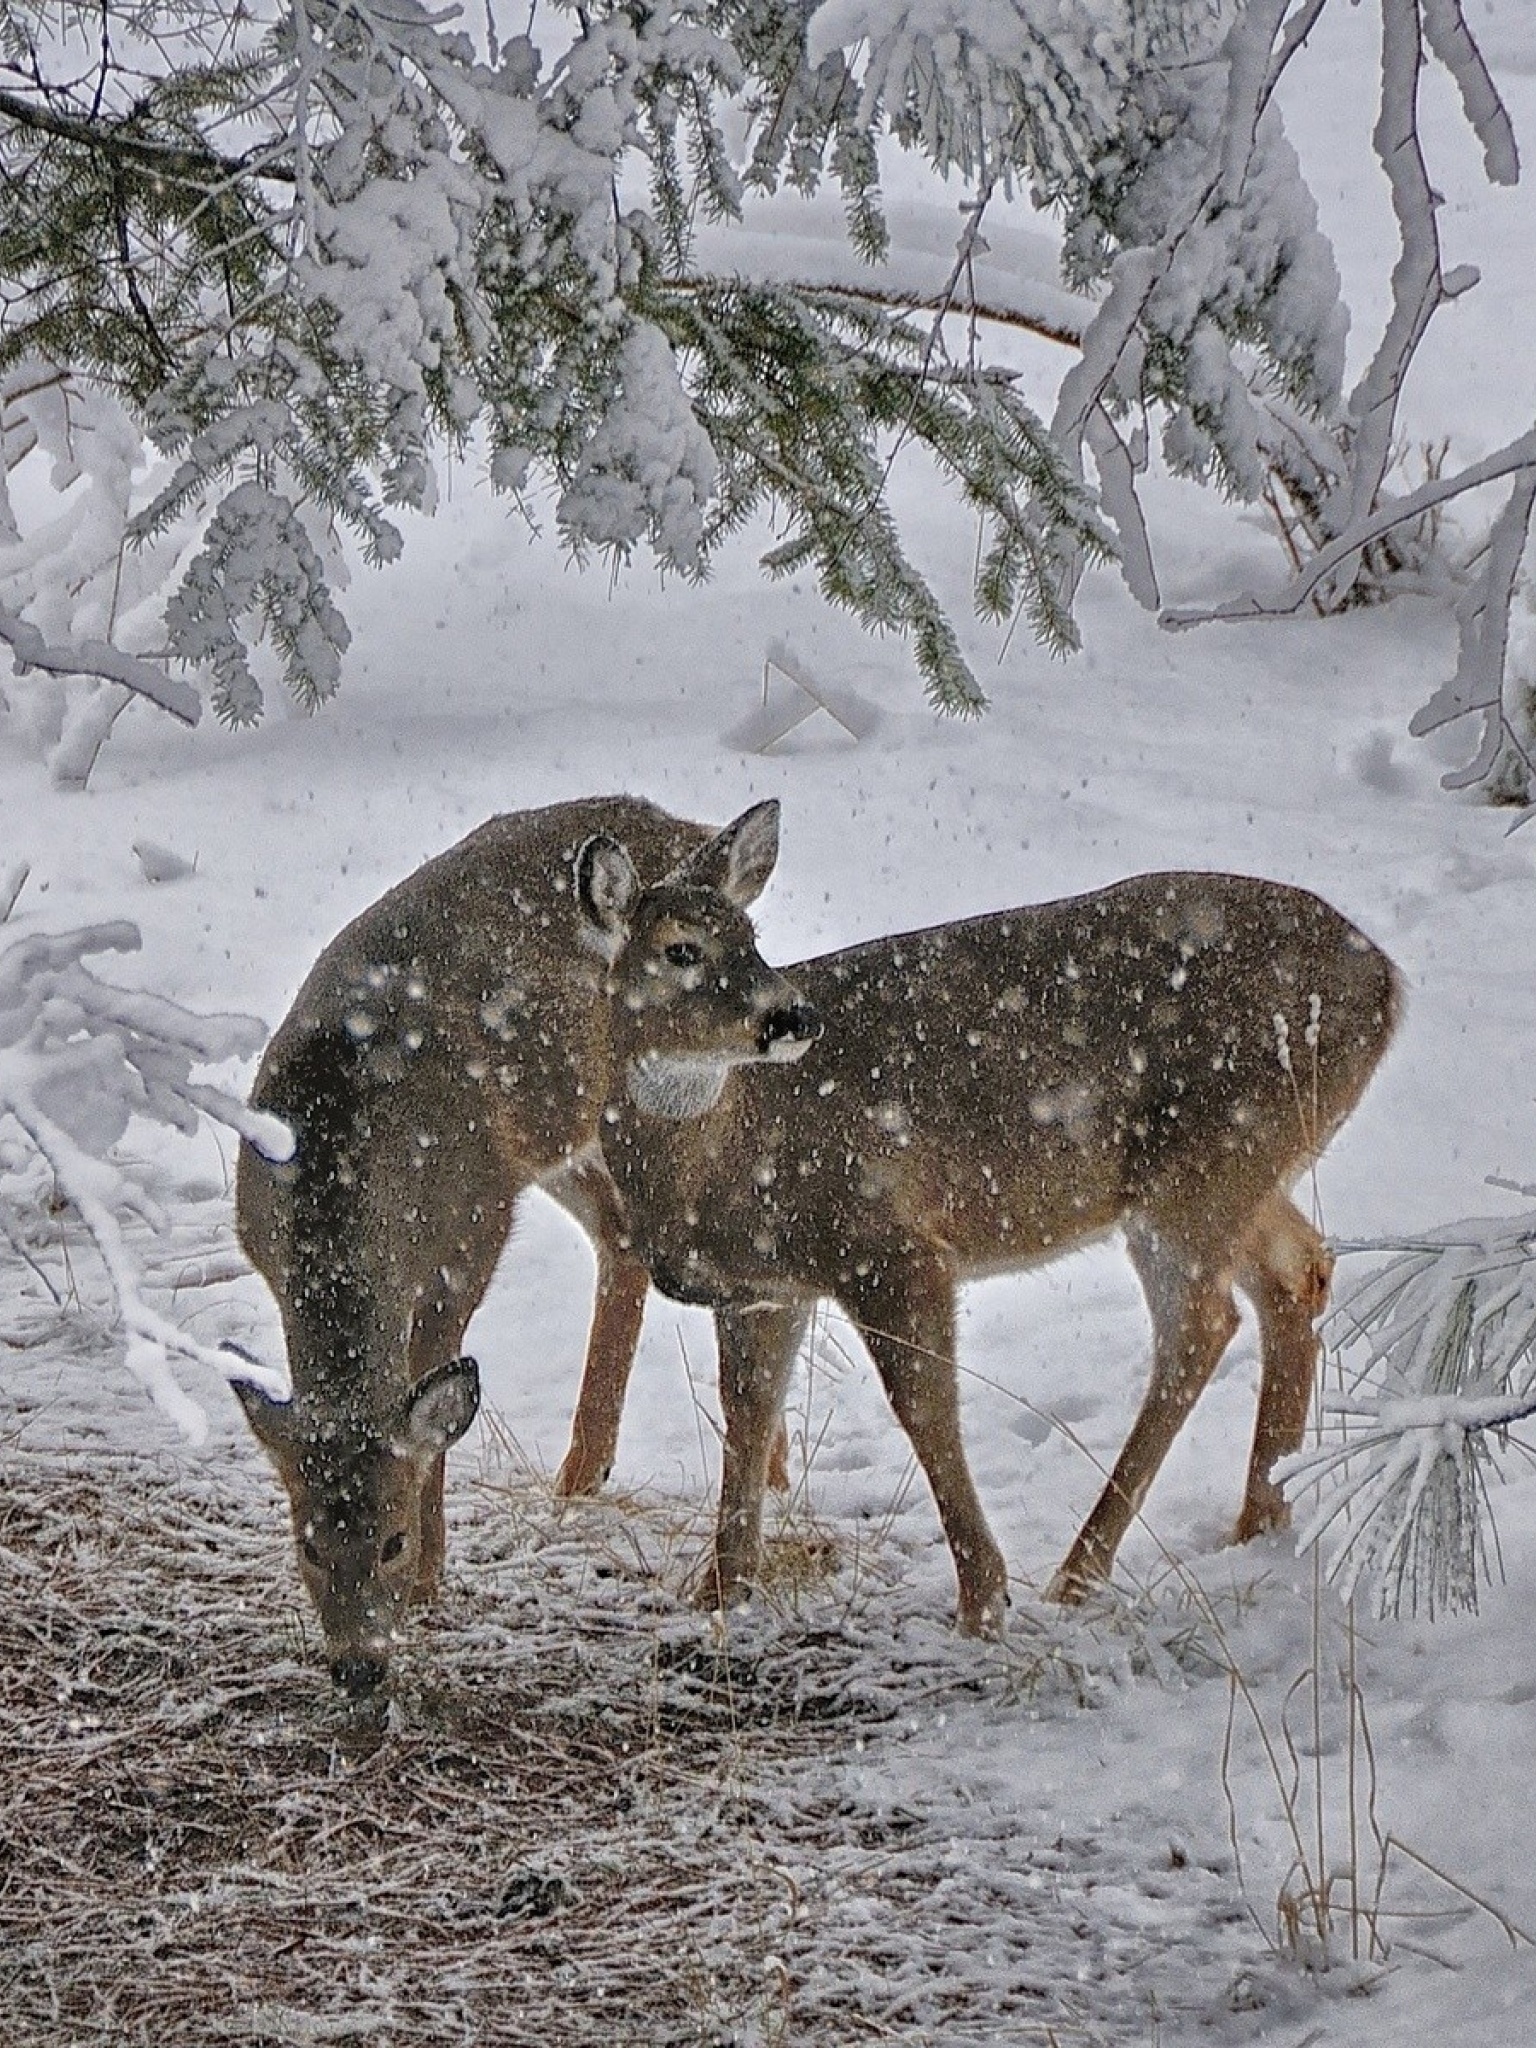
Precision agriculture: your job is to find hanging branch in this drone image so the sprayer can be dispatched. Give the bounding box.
[0,923,292,1438]
[0,606,200,722]
[1280,1212,1536,1619]
[1409,470,1536,794]
[1164,427,1536,630]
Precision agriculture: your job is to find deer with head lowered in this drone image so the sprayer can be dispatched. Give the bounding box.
[233,796,747,1698]
[576,801,1401,1632]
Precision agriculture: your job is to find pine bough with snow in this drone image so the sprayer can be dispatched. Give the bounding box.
[1280,1205,1536,1620]
[0,920,291,1436]
[0,1,1530,788]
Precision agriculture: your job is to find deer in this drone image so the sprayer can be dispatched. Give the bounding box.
[574,800,1401,1635]
[232,795,742,1697]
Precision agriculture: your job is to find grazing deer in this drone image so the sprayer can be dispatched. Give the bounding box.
[233,796,723,1696]
[576,801,1401,1633]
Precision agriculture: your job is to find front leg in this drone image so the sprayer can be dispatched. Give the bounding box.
[704,1304,808,1614]
[550,1152,795,1498]
[840,1248,1008,1637]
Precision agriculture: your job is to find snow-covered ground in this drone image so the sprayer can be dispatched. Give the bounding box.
[5,6,1536,2043]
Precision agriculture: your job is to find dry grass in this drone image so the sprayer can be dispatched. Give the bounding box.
[0,1443,1256,2048]
[0,1450,877,2047]
[0,1448,1064,2048]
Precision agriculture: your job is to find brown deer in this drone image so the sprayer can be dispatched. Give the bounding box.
[575,801,1401,1633]
[233,795,726,1696]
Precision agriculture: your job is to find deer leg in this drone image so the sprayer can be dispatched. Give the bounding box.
[705,1303,807,1614]
[404,1197,507,1605]
[843,1253,1008,1637]
[539,1156,644,1495]
[1233,1194,1334,1543]
[549,1152,791,1496]
[1050,1226,1241,1603]
[556,1244,651,1497]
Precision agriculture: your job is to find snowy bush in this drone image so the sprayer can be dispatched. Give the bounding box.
[1280,1205,1536,1619]
[0,918,290,1438]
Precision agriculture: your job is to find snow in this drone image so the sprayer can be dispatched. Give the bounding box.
[5,3,1536,2041]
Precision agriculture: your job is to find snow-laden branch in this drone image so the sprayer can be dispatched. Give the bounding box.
[1409,471,1536,794]
[1326,0,1450,575]
[1421,0,1520,185]
[1280,1210,1536,1617]
[0,922,291,1438]
[1047,0,1350,614]
[1165,428,1536,630]
[0,1,1527,773]
[0,607,200,724]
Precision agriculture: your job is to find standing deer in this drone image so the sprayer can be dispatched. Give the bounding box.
[233,796,723,1696]
[575,801,1401,1633]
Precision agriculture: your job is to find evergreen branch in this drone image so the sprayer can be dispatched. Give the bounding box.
[0,83,295,185]
[0,605,200,722]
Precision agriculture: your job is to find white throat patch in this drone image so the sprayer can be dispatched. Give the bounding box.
[625,1053,731,1120]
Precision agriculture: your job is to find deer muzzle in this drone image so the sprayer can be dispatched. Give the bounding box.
[330,1651,390,1698]
[758,1001,822,1060]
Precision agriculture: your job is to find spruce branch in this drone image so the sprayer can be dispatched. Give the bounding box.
[0,919,290,1439]
[1282,1212,1536,1619]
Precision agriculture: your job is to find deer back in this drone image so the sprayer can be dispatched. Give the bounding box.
[601,870,1401,1306]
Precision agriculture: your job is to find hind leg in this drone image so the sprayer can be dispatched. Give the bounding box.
[1232,1193,1333,1543]
[1051,1223,1241,1603]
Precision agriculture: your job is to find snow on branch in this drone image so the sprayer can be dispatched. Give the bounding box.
[0,922,291,1439]
[0,607,200,725]
[1164,428,1536,631]
[1411,468,1536,795]
[1046,0,1351,615]
[1279,1209,1536,1619]
[1149,0,1530,801]
[0,2,1527,771]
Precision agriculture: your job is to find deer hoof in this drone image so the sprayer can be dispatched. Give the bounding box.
[1044,1562,1098,1607]
[553,1453,611,1498]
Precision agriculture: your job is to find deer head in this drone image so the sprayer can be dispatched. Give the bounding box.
[575,800,821,1115]
[233,1354,480,1697]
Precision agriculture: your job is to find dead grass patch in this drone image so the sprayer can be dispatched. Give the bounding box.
[0,1446,1261,2047]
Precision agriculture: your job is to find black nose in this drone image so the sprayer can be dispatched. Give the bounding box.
[330,1653,388,1698]
[760,1002,821,1054]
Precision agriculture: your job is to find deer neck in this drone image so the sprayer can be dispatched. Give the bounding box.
[622,1051,732,1121]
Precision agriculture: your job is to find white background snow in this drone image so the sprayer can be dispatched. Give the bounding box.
[5,3,1536,2041]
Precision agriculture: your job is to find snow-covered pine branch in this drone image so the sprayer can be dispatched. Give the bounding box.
[0,921,291,1439]
[0,3,1529,769]
[1279,1209,1536,1619]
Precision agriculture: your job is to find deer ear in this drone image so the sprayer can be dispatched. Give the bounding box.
[395,1356,481,1461]
[231,1376,303,1466]
[575,833,639,960]
[676,801,780,908]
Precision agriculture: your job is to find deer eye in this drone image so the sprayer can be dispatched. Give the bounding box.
[664,941,702,969]
[380,1532,407,1563]
[302,1538,322,1567]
